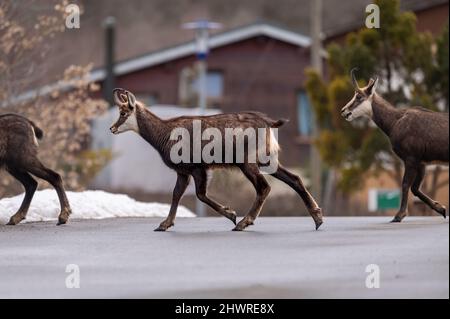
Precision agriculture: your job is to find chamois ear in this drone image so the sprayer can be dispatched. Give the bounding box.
[350,67,359,89]
[365,77,378,95]
[126,91,137,108]
[113,88,128,106]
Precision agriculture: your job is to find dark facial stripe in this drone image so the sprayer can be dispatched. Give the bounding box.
[112,115,128,129]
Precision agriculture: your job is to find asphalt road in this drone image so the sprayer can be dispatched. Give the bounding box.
[0,217,448,298]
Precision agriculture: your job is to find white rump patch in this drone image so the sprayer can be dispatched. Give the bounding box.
[31,127,39,146]
[268,128,280,154]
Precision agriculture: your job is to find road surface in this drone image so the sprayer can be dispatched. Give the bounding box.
[0,217,448,298]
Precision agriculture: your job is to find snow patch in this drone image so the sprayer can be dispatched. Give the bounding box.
[0,189,195,224]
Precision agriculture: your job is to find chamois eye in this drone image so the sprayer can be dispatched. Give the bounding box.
[120,111,126,117]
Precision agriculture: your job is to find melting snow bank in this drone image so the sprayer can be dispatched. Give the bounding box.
[0,189,195,224]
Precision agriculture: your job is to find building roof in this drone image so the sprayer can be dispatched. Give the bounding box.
[10,23,311,105]
[89,22,310,82]
[7,0,448,105]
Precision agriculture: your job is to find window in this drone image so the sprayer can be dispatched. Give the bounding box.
[179,68,224,107]
[297,90,312,136]
[191,71,224,99]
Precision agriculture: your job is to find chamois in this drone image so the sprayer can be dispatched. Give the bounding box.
[341,69,449,222]
[0,113,72,225]
[110,88,323,231]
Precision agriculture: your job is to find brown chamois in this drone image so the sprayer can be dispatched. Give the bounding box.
[0,113,72,225]
[341,69,449,222]
[110,88,323,231]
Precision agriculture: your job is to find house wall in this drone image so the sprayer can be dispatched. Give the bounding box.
[325,2,449,45]
[414,2,449,35]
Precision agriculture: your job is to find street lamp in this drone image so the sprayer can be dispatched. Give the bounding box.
[182,20,222,113]
[182,20,222,217]
[310,0,323,206]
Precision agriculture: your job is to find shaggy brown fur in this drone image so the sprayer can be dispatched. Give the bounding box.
[0,113,72,225]
[372,95,448,221]
[342,70,449,222]
[110,88,323,231]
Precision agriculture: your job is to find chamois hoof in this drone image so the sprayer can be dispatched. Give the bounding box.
[224,208,237,225]
[232,219,252,231]
[154,222,174,231]
[6,215,24,225]
[311,207,323,230]
[232,225,244,231]
[390,216,403,223]
[437,205,447,219]
[57,208,71,225]
[232,222,246,231]
[315,220,323,231]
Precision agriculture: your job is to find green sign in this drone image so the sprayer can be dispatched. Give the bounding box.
[377,190,401,210]
[368,189,401,211]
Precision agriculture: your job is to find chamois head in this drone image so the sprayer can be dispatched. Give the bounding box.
[110,88,139,134]
[341,68,378,121]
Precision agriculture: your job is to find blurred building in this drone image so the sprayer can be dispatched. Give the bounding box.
[18,0,448,169]
[9,0,449,214]
[43,0,448,82]
[86,1,447,167]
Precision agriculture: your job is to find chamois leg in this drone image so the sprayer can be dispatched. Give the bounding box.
[411,164,447,218]
[271,164,323,230]
[155,173,190,231]
[6,168,38,225]
[392,162,417,223]
[233,164,270,231]
[25,159,72,225]
[191,169,237,225]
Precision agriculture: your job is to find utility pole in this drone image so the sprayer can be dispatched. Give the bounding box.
[182,20,222,217]
[103,16,116,107]
[310,0,323,204]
